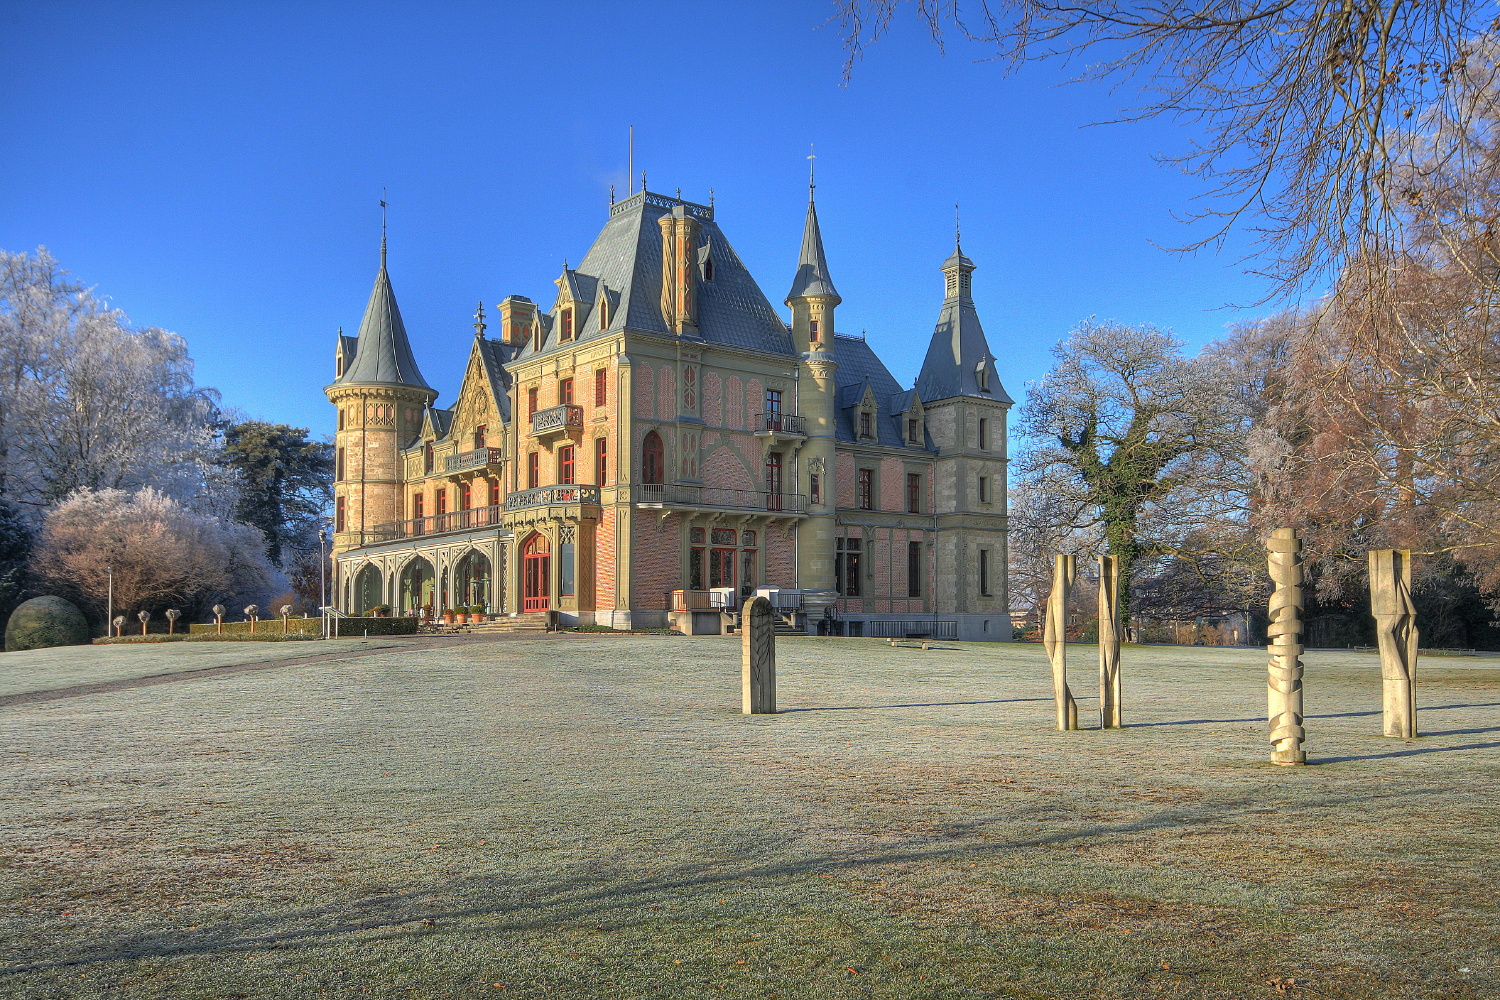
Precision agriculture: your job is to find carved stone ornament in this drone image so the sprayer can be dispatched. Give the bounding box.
[1369,549,1419,738]
[1266,528,1307,765]
[1045,554,1079,731]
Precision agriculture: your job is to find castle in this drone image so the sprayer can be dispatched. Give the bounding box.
[326,183,1012,639]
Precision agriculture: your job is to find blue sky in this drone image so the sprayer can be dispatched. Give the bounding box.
[1,0,1270,438]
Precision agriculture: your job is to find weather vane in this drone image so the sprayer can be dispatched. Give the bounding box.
[473,301,486,339]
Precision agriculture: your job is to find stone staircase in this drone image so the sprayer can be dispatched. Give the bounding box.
[464,612,555,634]
[774,615,807,637]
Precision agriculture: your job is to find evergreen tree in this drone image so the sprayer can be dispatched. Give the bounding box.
[0,499,31,627]
[219,422,333,565]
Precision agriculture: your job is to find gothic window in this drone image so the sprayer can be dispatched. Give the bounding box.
[532,322,543,353]
[642,431,665,485]
[858,469,874,510]
[559,445,575,485]
[597,298,609,329]
[976,361,990,392]
[703,256,714,282]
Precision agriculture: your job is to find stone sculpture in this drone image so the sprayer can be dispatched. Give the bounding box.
[1266,528,1307,765]
[112,615,125,638]
[1045,554,1079,731]
[741,596,776,714]
[137,609,151,636]
[1369,549,1419,738]
[165,609,180,635]
[1098,553,1123,729]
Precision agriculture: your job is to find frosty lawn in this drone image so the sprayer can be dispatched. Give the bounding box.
[1,635,1496,999]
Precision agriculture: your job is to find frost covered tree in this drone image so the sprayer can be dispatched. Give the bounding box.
[0,248,224,517]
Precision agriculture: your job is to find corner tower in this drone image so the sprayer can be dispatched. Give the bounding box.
[787,185,841,616]
[915,235,1013,632]
[325,237,438,562]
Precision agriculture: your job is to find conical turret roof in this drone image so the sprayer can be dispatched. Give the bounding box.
[915,243,1012,404]
[337,259,432,390]
[786,198,840,304]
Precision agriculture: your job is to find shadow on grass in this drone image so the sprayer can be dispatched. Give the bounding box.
[3,785,1436,979]
[1315,740,1500,763]
[1130,701,1500,728]
[779,698,1053,713]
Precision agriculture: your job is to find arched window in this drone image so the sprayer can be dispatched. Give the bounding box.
[642,431,665,485]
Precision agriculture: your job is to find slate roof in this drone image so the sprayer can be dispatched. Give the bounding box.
[914,245,1014,405]
[474,336,517,425]
[338,262,434,390]
[786,198,840,303]
[831,335,919,448]
[512,191,795,360]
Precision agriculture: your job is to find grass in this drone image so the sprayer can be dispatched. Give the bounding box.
[1,636,1496,998]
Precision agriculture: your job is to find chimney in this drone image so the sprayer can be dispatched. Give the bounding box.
[658,205,700,336]
[497,295,537,347]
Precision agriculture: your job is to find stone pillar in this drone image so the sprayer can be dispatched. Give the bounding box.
[1266,528,1307,765]
[742,596,776,714]
[1045,554,1078,731]
[1369,548,1419,738]
[1098,553,1122,728]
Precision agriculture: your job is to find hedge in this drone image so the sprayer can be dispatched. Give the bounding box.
[331,616,418,637]
[188,616,322,637]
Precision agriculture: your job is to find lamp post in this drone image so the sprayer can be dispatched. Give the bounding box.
[105,565,113,639]
[318,527,327,611]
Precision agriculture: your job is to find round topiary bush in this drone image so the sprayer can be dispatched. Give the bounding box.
[4,595,92,652]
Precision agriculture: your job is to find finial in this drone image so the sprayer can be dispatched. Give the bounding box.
[563,258,569,272]
[709,188,715,208]
[473,301,487,339]
[676,187,681,201]
[337,325,343,336]
[807,143,816,199]
[610,184,615,205]
[379,190,388,267]
[641,170,647,193]
[955,202,961,248]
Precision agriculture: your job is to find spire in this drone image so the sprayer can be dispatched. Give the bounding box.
[379,191,388,269]
[786,190,841,305]
[916,240,1011,404]
[337,248,433,391]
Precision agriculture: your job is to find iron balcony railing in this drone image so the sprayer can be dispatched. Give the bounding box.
[752,411,806,435]
[531,404,583,436]
[444,447,504,472]
[368,504,505,542]
[634,484,807,514]
[505,484,601,511]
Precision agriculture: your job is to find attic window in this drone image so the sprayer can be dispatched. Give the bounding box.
[908,418,919,443]
[859,411,872,439]
[976,361,990,392]
[597,298,609,329]
[702,256,714,282]
[561,308,574,341]
[533,323,543,353]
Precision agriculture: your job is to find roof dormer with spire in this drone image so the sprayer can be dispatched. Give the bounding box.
[915,230,1012,405]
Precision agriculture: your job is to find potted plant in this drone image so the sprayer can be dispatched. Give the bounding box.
[442,606,456,624]
[470,604,487,623]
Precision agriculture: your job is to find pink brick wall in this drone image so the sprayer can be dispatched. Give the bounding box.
[634,361,654,417]
[632,514,681,609]
[702,441,755,491]
[726,376,743,430]
[835,451,857,508]
[765,528,795,589]
[594,511,616,609]
[657,367,675,421]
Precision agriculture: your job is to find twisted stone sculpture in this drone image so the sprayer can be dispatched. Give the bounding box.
[1098,554,1123,729]
[1369,549,1419,738]
[1045,554,1079,731]
[741,596,776,714]
[1266,528,1307,765]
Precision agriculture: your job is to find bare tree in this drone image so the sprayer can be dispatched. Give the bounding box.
[1018,318,1251,620]
[835,0,1492,296]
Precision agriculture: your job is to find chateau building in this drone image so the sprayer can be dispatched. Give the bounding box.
[327,184,1013,639]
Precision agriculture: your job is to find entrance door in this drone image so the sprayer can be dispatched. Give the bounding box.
[522,534,550,612]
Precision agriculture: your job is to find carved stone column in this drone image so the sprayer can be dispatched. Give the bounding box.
[1266,528,1307,765]
[742,596,776,714]
[1045,554,1079,731]
[1369,548,1419,738]
[1098,553,1122,729]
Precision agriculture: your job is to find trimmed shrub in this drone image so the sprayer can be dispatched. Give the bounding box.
[332,616,417,637]
[5,595,92,652]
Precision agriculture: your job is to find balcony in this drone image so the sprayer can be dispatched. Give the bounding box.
[368,504,505,543]
[753,411,806,437]
[505,484,601,512]
[634,484,807,515]
[530,404,583,440]
[444,447,504,473]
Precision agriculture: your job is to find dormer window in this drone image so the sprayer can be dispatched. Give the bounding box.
[597,298,609,329]
[908,418,919,443]
[474,425,486,450]
[561,308,574,341]
[424,443,434,474]
[703,256,714,282]
[859,411,872,439]
[533,323,543,352]
[976,361,990,392]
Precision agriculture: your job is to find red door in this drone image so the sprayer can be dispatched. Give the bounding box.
[522,534,550,612]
